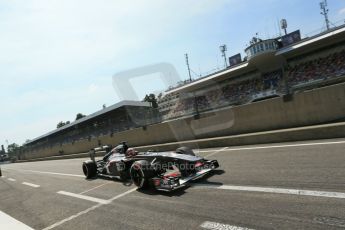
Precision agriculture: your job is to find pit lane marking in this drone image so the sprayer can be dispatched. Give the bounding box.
[5,169,85,178]
[57,191,110,204]
[7,178,16,182]
[79,181,113,195]
[198,140,345,153]
[43,188,137,230]
[201,221,254,230]
[194,184,345,199]
[22,182,40,188]
[0,210,34,230]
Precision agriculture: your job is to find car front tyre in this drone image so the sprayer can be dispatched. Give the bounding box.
[82,160,97,179]
[130,160,152,189]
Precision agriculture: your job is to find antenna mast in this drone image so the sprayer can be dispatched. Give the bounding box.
[320,0,330,31]
[219,44,228,69]
[185,53,192,82]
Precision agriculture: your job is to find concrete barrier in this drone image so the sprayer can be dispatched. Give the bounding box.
[16,121,345,162]
[135,121,345,152]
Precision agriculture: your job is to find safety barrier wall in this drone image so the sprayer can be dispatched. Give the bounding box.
[18,122,345,162]
[21,83,345,160]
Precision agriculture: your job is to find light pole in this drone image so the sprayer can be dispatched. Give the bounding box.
[219,44,228,69]
[320,0,330,31]
[184,53,199,117]
[185,53,192,82]
[5,140,8,153]
[280,19,288,35]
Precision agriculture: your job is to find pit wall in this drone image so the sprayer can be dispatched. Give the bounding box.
[21,83,345,160]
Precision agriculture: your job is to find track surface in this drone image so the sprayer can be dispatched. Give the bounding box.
[1,138,345,230]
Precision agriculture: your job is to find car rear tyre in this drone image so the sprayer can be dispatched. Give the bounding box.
[175,146,195,156]
[82,160,97,179]
[130,160,153,189]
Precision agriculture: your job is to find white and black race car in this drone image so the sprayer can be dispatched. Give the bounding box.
[82,142,219,191]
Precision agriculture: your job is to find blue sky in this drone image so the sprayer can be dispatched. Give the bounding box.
[0,0,344,146]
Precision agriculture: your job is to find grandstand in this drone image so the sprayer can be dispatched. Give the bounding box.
[158,24,345,120]
[23,101,159,154]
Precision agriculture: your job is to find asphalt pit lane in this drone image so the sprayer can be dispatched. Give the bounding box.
[313,216,345,228]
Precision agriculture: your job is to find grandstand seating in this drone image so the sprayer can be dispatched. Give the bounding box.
[287,49,345,87]
[160,48,345,120]
[160,70,284,120]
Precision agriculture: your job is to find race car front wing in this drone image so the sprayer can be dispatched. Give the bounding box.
[152,160,219,192]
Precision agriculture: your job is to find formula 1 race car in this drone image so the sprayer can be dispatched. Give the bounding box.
[82,142,219,191]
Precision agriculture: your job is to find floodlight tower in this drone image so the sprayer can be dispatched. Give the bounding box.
[320,0,330,31]
[185,53,192,82]
[185,54,199,117]
[280,19,288,35]
[219,44,228,68]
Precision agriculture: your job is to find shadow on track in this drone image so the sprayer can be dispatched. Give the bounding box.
[138,169,226,197]
[84,169,225,196]
[85,175,134,187]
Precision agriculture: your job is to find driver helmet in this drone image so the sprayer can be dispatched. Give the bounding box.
[125,148,137,157]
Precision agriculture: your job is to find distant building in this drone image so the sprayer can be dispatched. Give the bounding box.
[24,100,160,150]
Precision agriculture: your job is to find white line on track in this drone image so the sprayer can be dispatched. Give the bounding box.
[8,169,85,178]
[198,140,345,153]
[43,188,137,230]
[22,182,40,188]
[57,191,110,204]
[204,147,229,158]
[79,182,112,195]
[0,210,34,230]
[129,195,186,205]
[201,221,254,230]
[194,184,345,199]
[7,178,16,182]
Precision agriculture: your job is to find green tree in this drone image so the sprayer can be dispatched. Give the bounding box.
[7,143,20,156]
[57,121,65,128]
[75,113,86,120]
[57,121,70,128]
[143,93,158,108]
